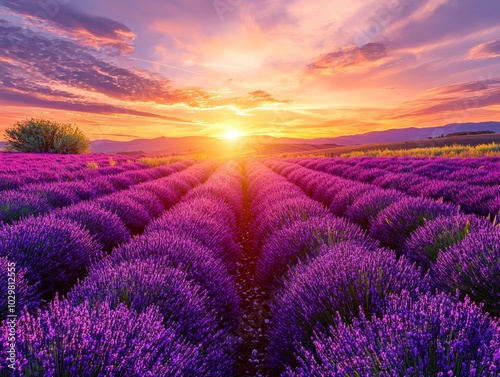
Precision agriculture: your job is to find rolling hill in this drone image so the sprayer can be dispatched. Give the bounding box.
[89,122,500,155]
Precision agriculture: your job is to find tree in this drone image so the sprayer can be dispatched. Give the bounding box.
[4,118,90,154]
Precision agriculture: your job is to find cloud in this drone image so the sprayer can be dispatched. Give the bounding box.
[468,39,500,60]
[2,0,135,53]
[307,43,387,74]
[390,0,500,49]
[235,90,291,109]
[0,86,193,122]
[0,21,290,115]
[388,78,500,119]
[0,22,223,108]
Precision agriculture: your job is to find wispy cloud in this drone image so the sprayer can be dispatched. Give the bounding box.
[307,43,387,74]
[468,39,500,60]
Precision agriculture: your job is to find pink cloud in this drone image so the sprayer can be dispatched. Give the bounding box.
[307,43,387,74]
[468,39,500,60]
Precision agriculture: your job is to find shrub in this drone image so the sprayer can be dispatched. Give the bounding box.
[0,216,102,299]
[0,191,52,224]
[286,292,500,377]
[0,299,204,376]
[0,256,40,320]
[4,118,90,154]
[433,228,500,315]
[344,188,405,229]
[99,230,240,330]
[53,202,130,253]
[67,261,237,374]
[405,214,492,270]
[257,216,375,290]
[268,242,430,372]
[370,197,458,250]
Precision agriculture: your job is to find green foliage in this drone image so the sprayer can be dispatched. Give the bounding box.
[4,118,90,154]
[338,142,500,158]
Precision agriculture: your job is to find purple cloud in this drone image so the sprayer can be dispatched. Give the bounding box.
[2,0,134,53]
[468,39,500,60]
[307,43,387,73]
[389,78,500,119]
[391,0,500,49]
[0,86,193,122]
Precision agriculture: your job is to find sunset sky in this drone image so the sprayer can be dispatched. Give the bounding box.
[0,0,499,140]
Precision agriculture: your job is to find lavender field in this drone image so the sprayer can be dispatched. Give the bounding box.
[1,154,500,376]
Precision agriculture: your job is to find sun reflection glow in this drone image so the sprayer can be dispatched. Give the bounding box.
[223,129,243,140]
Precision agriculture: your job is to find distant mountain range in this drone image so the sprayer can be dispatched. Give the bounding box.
[90,122,500,155]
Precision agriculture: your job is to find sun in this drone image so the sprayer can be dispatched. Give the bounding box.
[223,129,243,140]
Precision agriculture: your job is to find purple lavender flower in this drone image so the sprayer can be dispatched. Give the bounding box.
[0,299,208,376]
[268,241,430,372]
[122,189,165,218]
[0,216,102,299]
[54,202,131,253]
[96,194,152,234]
[67,260,218,343]
[252,198,330,246]
[285,292,500,377]
[0,256,40,319]
[370,197,458,250]
[329,184,374,217]
[108,174,134,189]
[405,214,493,270]
[20,182,81,208]
[146,201,241,272]
[0,191,52,223]
[344,188,405,229]
[257,216,375,290]
[487,195,500,218]
[67,261,238,373]
[97,230,241,330]
[0,174,24,191]
[89,176,116,196]
[433,228,500,315]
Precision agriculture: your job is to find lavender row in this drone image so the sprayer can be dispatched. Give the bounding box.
[292,157,500,217]
[0,159,196,224]
[0,153,148,191]
[266,159,500,314]
[300,156,500,186]
[0,161,243,376]
[0,160,147,192]
[285,292,500,376]
[0,162,216,320]
[245,162,460,373]
[256,159,500,375]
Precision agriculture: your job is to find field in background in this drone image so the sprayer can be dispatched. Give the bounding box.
[277,133,500,158]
